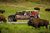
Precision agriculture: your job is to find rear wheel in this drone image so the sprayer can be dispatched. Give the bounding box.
[8,15,17,22]
[8,17,13,22]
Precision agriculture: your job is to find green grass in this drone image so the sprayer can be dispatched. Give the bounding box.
[0,23,50,33]
[0,3,50,21]
[0,2,50,33]
[0,2,50,22]
[0,2,34,17]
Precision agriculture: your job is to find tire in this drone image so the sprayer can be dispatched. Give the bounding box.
[8,16,13,22]
[8,15,17,22]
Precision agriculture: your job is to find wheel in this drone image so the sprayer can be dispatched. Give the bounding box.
[8,15,17,22]
[8,16,13,22]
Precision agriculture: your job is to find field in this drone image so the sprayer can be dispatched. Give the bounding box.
[0,2,50,22]
[0,2,50,33]
[0,23,50,33]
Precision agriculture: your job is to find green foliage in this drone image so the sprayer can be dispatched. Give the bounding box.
[0,0,40,3]
[0,0,32,3]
